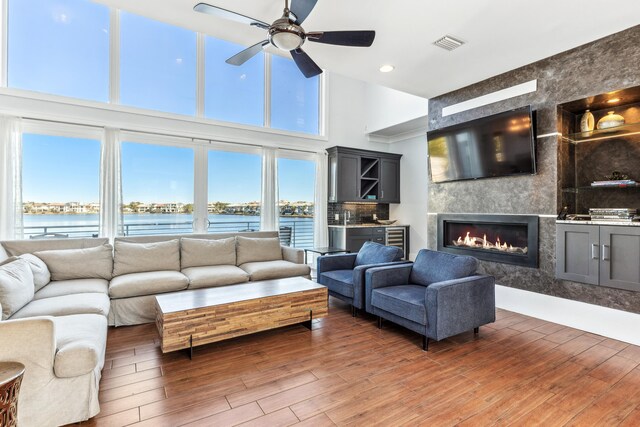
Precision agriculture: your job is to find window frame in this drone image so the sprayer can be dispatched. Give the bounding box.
[0,0,326,139]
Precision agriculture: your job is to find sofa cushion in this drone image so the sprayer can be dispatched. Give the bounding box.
[239,260,310,282]
[34,279,109,300]
[0,258,35,320]
[109,271,189,299]
[320,270,354,298]
[34,244,114,281]
[19,253,51,291]
[113,240,180,276]
[372,285,427,324]
[354,241,403,267]
[236,237,282,266]
[409,249,478,286]
[53,314,107,378]
[0,256,19,266]
[181,237,236,268]
[10,293,110,319]
[182,265,249,289]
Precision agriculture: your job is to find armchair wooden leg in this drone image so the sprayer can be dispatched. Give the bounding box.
[377,316,382,329]
[422,336,429,351]
[474,327,479,334]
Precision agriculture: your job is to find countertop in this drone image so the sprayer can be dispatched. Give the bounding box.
[328,224,409,228]
[557,220,640,227]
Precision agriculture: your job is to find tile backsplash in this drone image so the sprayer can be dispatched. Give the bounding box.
[328,203,390,225]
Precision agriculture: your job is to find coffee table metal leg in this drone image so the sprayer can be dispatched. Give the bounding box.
[302,310,313,330]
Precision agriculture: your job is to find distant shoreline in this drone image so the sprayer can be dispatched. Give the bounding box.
[23,212,314,218]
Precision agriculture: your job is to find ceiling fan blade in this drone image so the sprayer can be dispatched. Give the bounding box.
[290,48,323,78]
[289,0,318,24]
[307,31,376,47]
[194,3,269,30]
[226,40,270,66]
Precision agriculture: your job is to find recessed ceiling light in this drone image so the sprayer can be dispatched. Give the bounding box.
[379,65,395,73]
[607,98,621,104]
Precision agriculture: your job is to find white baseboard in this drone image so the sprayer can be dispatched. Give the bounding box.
[495,285,640,346]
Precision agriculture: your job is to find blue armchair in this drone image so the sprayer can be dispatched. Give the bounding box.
[317,241,407,316]
[365,249,495,350]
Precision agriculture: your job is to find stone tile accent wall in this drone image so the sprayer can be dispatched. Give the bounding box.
[427,25,640,313]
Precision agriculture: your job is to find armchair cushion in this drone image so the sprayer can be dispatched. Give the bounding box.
[354,241,403,267]
[371,285,426,325]
[409,249,477,286]
[321,270,354,298]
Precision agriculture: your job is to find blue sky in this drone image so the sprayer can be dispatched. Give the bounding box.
[23,135,316,204]
[13,0,318,205]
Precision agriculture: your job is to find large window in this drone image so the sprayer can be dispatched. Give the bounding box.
[278,157,315,248]
[120,13,196,115]
[205,37,264,126]
[207,150,262,233]
[8,0,110,101]
[271,55,320,135]
[121,142,194,235]
[22,133,101,238]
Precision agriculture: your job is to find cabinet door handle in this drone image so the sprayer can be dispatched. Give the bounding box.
[602,244,610,261]
[591,243,599,260]
[381,190,384,199]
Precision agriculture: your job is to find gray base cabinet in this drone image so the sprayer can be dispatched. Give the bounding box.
[329,226,409,258]
[557,223,640,292]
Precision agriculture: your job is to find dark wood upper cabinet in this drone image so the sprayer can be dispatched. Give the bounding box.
[327,146,401,203]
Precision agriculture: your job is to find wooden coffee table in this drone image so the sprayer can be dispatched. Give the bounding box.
[155,277,328,358]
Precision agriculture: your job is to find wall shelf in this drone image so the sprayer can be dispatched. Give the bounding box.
[562,184,640,193]
[562,122,640,144]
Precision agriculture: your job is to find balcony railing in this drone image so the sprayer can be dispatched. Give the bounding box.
[21,219,314,248]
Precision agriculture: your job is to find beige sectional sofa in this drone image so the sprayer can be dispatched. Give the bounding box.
[0,231,309,427]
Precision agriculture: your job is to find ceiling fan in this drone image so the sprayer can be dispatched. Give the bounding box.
[194,0,376,78]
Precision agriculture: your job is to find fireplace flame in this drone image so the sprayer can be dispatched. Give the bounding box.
[452,231,528,254]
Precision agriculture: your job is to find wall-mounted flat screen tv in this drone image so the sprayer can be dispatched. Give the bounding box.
[427,106,536,183]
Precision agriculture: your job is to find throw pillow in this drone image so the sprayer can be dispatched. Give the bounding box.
[19,254,51,292]
[34,244,114,281]
[180,237,236,269]
[113,239,180,276]
[0,258,35,320]
[236,236,282,266]
[354,241,403,267]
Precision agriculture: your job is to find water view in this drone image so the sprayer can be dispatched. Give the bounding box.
[23,213,315,247]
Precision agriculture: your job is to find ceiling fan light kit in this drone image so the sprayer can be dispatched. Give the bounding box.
[194,0,376,78]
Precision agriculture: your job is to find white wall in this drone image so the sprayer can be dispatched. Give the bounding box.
[389,135,429,259]
[365,84,429,134]
[326,73,390,152]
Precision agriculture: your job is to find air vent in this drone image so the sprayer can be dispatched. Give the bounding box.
[434,35,465,51]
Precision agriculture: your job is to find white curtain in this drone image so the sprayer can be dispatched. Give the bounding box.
[0,116,23,240]
[313,151,329,248]
[99,128,123,240]
[260,147,279,231]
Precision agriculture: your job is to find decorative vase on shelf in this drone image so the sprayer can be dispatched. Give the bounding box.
[597,111,625,130]
[580,110,594,133]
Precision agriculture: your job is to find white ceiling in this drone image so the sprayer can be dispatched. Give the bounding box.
[96,0,640,99]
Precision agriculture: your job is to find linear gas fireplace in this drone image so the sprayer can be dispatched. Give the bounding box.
[437,214,539,268]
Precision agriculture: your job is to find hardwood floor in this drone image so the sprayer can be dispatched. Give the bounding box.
[76,298,640,426]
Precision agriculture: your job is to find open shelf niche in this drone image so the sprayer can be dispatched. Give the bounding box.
[558,85,640,215]
[359,156,379,200]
